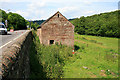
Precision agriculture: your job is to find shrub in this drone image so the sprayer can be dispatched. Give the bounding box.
[30,31,73,78]
[10,26,14,29]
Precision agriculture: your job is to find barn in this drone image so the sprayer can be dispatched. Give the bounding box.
[37,11,74,47]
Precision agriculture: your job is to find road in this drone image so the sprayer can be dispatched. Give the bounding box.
[0,30,28,49]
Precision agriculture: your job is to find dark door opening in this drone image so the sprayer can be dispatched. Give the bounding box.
[50,40,54,45]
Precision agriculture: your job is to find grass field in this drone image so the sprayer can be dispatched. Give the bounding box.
[30,31,119,78]
[62,33,119,78]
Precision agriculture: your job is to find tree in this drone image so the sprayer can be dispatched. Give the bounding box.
[70,10,120,38]
[0,9,8,24]
[33,22,39,30]
[7,12,27,30]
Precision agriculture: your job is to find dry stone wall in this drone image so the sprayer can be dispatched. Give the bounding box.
[1,31,32,79]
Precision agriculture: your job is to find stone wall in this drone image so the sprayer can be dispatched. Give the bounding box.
[1,31,32,79]
[38,12,74,47]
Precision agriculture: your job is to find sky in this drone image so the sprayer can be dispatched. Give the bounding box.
[0,0,119,20]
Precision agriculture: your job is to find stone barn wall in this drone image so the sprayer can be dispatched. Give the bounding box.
[37,28,42,44]
[38,11,74,47]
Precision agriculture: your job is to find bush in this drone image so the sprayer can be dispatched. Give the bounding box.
[30,31,73,78]
[10,26,14,29]
[27,28,30,30]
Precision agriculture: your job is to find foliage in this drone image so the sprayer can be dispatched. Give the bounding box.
[32,22,39,30]
[0,9,8,23]
[7,12,27,30]
[31,20,45,25]
[30,31,73,78]
[0,9,27,30]
[71,10,120,38]
[10,26,14,29]
[27,28,30,30]
[29,22,39,30]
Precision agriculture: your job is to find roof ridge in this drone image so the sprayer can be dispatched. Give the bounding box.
[39,11,61,27]
[37,11,74,29]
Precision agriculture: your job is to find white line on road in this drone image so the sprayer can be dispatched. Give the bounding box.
[0,41,12,49]
[0,30,29,49]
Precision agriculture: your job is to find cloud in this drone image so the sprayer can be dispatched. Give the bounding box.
[57,7,78,14]
[26,2,47,20]
[85,10,95,14]
[27,2,46,9]
[1,0,118,20]
[1,0,119,2]
[83,1,92,5]
[11,2,47,20]
[14,10,30,18]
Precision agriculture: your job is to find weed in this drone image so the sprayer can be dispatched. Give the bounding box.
[82,37,87,40]
[89,40,97,43]
[30,30,73,78]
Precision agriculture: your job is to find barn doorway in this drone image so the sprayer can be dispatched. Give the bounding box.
[50,40,54,45]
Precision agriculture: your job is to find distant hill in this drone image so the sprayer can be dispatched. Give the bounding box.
[31,20,45,25]
[30,18,76,25]
[69,18,77,21]
[70,10,120,38]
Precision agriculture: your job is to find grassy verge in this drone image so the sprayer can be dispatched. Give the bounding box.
[30,31,73,78]
[63,33,119,78]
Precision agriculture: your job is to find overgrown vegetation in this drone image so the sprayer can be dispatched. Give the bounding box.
[30,31,73,78]
[29,21,39,31]
[71,10,120,38]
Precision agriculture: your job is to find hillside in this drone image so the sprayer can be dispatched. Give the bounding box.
[30,19,76,25]
[32,20,45,25]
[70,10,120,38]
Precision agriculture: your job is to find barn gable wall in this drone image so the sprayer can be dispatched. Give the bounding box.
[38,11,74,47]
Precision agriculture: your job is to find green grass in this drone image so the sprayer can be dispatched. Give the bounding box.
[30,31,119,78]
[62,33,119,78]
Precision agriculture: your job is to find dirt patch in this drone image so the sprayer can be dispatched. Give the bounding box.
[75,39,107,48]
[88,72,97,78]
[100,72,107,77]
[75,40,86,44]
[91,75,97,78]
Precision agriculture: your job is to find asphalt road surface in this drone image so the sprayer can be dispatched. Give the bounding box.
[0,30,28,49]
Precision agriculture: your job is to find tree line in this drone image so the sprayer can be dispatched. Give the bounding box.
[28,21,39,30]
[71,10,120,38]
[0,9,28,30]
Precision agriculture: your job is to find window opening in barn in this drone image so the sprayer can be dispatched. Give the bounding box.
[58,14,59,18]
[50,40,54,45]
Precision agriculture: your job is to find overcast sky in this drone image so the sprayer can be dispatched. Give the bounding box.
[0,0,119,20]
